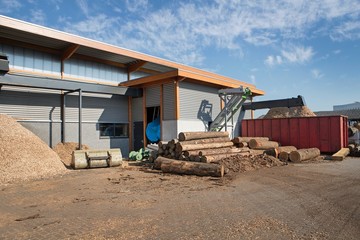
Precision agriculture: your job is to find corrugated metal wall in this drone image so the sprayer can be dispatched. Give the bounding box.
[179,82,220,120]
[146,86,160,107]
[63,58,127,84]
[132,97,143,122]
[0,86,61,121]
[163,83,175,120]
[64,93,128,122]
[0,43,61,76]
[0,87,128,123]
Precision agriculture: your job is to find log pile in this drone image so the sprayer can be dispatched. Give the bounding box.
[152,131,247,163]
[348,144,360,157]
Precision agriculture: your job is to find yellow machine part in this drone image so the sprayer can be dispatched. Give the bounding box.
[71,149,122,169]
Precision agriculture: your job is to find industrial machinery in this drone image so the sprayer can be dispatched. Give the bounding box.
[72,149,122,169]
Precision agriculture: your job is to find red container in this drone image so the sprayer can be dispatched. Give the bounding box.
[241,116,348,153]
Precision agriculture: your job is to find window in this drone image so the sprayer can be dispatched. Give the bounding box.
[99,123,128,138]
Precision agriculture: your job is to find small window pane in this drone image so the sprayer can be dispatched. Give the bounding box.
[100,123,114,137]
[114,124,128,137]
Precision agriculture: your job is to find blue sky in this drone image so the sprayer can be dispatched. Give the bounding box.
[1,0,360,114]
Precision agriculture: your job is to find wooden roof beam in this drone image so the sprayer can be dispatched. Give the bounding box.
[127,60,147,73]
[62,44,80,61]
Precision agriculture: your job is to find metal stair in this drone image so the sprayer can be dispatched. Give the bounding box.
[209,87,250,132]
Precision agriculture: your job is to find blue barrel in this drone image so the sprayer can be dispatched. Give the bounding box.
[146,117,161,143]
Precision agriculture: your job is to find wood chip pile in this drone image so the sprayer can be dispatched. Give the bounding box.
[263,106,316,119]
[0,114,66,185]
[53,142,90,167]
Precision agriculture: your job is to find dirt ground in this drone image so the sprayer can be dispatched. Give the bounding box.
[0,158,359,240]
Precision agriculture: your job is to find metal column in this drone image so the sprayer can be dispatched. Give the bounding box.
[78,89,82,150]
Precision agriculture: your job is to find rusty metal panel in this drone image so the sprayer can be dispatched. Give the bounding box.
[241,116,348,153]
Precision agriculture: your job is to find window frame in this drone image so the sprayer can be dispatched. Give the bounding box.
[99,123,129,139]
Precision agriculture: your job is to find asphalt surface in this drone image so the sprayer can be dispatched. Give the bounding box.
[0,158,359,239]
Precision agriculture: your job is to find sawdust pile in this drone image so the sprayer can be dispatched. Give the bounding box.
[53,142,90,167]
[220,154,285,176]
[263,106,316,119]
[0,114,66,185]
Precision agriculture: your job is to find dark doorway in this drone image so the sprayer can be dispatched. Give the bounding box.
[133,121,144,151]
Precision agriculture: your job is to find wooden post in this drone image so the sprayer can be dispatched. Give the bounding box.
[143,88,147,148]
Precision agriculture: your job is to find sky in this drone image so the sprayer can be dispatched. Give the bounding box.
[1,0,360,115]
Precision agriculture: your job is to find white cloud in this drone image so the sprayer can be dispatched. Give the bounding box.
[311,69,324,79]
[125,0,148,13]
[265,55,283,66]
[333,49,341,54]
[0,0,22,13]
[250,75,256,84]
[29,9,46,25]
[76,0,89,16]
[58,0,360,66]
[330,21,360,41]
[281,45,314,64]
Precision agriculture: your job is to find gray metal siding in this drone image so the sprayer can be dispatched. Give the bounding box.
[163,83,175,120]
[179,82,221,120]
[0,43,61,76]
[132,97,143,122]
[64,58,127,84]
[146,86,160,107]
[64,93,128,122]
[0,86,61,121]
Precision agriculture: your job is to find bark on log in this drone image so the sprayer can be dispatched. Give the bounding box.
[201,152,249,163]
[249,139,279,150]
[264,146,297,158]
[232,137,269,144]
[278,152,289,162]
[199,147,249,156]
[154,156,173,170]
[176,141,234,152]
[177,137,231,146]
[168,139,179,149]
[159,158,225,177]
[289,148,320,163]
[178,131,229,141]
[249,149,265,155]
[238,142,248,148]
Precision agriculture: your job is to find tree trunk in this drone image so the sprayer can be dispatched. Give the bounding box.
[199,147,249,156]
[159,158,225,177]
[264,146,297,158]
[168,139,179,149]
[278,152,289,162]
[178,131,229,141]
[178,137,231,146]
[249,149,265,155]
[237,142,248,148]
[154,156,173,170]
[201,152,249,163]
[289,148,320,162]
[232,137,269,144]
[249,139,279,150]
[176,141,234,152]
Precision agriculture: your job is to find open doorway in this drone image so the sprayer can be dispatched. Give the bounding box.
[146,106,161,143]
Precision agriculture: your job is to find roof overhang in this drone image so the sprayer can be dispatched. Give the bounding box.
[120,70,265,96]
[0,72,141,96]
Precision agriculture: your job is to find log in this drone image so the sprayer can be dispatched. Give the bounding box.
[232,137,269,144]
[249,139,279,150]
[178,131,229,141]
[201,152,249,163]
[154,156,174,170]
[278,152,289,162]
[289,148,320,163]
[238,142,248,148]
[176,141,234,152]
[177,137,231,146]
[168,139,179,149]
[331,148,350,161]
[264,146,297,158]
[199,147,249,156]
[249,149,265,155]
[159,158,225,177]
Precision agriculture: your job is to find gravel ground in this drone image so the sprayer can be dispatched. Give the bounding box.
[0,158,359,239]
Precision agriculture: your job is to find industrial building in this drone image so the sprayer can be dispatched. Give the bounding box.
[0,16,264,157]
